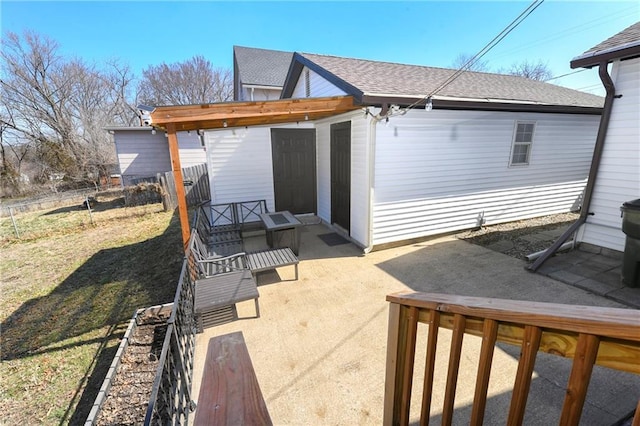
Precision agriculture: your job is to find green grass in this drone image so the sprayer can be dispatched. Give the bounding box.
[0,199,184,425]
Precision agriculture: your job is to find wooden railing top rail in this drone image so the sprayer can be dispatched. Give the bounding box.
[387,291,640,342]
[384,291,640,426]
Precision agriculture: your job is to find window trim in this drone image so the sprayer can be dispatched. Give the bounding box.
[509,120,536,167]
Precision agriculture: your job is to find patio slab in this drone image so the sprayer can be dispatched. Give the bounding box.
[191,223,639,425]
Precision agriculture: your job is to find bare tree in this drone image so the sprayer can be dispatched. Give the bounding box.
[0,31,136,187]
[450,53,490,72]
[505,59,553,81]
[138,55,233,105]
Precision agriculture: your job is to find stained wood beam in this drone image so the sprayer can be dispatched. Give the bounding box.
[149,96,360,132]
[166,123,191,250]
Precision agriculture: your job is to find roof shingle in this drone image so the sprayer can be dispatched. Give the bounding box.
[298,53,603,108]
[571,22,640,68]
[578,22,640,57]
[234,46,293,87]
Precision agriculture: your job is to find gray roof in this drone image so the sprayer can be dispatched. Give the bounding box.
[291,53,603,109]
[233,46,293,87]
[571,22,640,68]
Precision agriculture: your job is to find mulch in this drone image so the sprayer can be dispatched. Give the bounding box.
[94,311,168,425]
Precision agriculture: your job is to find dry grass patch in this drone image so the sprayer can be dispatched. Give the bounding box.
[0,200,184,425]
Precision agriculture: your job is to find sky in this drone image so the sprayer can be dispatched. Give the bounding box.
[2,1,639,97]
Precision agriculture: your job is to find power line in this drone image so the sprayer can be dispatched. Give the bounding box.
[484,6,636,62]
[545,68,588,82]
[405,0,545,112]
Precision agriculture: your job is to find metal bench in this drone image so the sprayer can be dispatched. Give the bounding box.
[195,202,243,256]
[193,270,260,332]
[191,229,299,281]
[194,332,272,425]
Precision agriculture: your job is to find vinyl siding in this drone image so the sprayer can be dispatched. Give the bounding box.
[579,58,640,251]
[314,111,370,247]
[205,123,314,211]
[371,108,599,245]
[291,67,347,98]
[114,130,205,185]
[177,132,207,168]
[239,85,282,101]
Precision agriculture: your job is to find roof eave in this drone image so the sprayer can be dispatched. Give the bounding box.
[281,53,365,102]
[570,43,640,69]
[104,126,155,132]
[361,94,602,115]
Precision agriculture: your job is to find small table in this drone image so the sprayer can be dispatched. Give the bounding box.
[194,270,259,331]
[259,211,303,255]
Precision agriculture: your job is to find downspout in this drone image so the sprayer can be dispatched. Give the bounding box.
[364,108,384,253]
[528,61,617,271]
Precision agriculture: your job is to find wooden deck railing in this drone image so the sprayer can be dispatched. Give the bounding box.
[384,292,640,426]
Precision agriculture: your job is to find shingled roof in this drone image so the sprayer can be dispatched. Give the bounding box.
[233,46,293,87]
[571,21,640,68]
[282,53,603,110]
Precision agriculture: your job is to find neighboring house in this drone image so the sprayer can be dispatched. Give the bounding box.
[203,51,604,250]
[233,46,293,101]
[106,127,206,186]
[570,22,640,252]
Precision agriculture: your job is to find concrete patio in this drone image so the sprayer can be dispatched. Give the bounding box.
[191,221,639,425]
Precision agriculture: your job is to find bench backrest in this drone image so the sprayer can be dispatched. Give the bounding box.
[189,229,247,277]
[211,202,237,227]
[235,200,268,228]
[196,200,268,232]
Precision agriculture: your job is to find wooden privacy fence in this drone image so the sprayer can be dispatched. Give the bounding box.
[384,292,640,426]
[158,163,209,209]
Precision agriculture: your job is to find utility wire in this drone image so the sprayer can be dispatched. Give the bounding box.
[484,6,636,62]
[545,68,587,82]
[405,0,545,112]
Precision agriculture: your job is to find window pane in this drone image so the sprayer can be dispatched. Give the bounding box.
[512,143,530,164]
[516,123,534,142]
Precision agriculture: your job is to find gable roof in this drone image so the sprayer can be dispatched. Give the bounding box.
[571,22,640,69]
[282,52,604,112]
[233,46,293,87]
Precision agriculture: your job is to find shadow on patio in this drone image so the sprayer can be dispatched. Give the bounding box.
[192,222,639,424]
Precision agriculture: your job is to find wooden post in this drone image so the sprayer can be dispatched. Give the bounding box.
[9,207,20,238]
[166,124,191,250]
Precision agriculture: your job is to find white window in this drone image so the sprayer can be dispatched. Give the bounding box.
[510,121,535,166]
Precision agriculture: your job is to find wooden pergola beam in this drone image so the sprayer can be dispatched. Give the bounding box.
[165,123,191,250]
[150,95,361,251]
[150,96,360,131]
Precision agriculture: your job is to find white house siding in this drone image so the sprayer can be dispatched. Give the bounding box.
[314,110,370,247]
[115,130,171,185]
[177,132,207,168]
[238,86,282,101]
[291,67,347,98]
[371,108,600,245]
[204,123,314,211]
[578,57,640,252]
[114,130,206,185]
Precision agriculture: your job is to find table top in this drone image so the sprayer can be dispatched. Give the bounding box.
[195,270,258,311]
[259,211,302,231]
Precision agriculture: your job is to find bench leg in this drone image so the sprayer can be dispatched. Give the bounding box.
[294,264,298,281]
[255,297,260,318]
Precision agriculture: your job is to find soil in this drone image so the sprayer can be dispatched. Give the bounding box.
[94,310,169,426]
[90,212,577,424]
